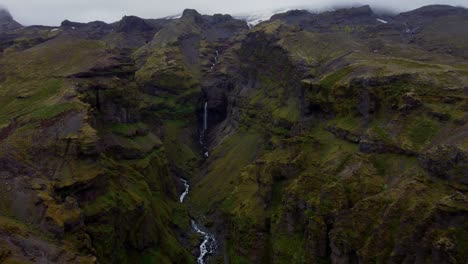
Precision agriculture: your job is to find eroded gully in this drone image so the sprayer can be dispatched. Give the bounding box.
[177,50,221,264]
[179,177,217,264]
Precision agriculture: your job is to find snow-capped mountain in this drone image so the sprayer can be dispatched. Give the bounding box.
[164,7,315,27]
[233,8,295,27]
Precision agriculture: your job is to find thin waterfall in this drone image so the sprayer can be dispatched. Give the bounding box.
[179,178,189,203]
[200,101,209,157]
[210,50,219,71]
[199,101,207,145]
[203,101,208,131]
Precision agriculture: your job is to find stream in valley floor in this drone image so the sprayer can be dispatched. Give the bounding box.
[179,177,217,264]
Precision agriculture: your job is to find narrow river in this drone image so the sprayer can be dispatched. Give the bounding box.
[179,177,217,264]
[180,51,219,263]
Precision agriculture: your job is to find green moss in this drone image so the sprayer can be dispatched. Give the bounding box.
[227,242,251,264]
[320,66,355,89]
[135,46,200,92]
[272,98,301,123]
[109,123,149,137]
[0,78,66,125]
[272,233,305,264]
[28,102,79,121]
[192,130,263,213]
[138,250,173,264]
[407,118,440,149]
[79,153,188,263]
[368,154,419,180]
[452,225,468,262]
[106,132,162,157]
[162,120,200,177]
[0,216,28,236]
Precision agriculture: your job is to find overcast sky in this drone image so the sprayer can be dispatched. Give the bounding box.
[1,0,467,26]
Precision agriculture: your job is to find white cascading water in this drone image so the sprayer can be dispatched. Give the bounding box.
[178,178,217,264]
[191,220,217,264]
[178,52,222,262]
[179,178,189,203]
[210,50,219,71]
[203,101,209,157]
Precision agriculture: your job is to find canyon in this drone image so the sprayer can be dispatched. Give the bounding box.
[0,4,467,264]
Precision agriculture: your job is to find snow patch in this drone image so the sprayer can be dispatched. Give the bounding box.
[50,28,59,32]
[164,14,182,19]
[234,8,292,27]
[377,18,388,24]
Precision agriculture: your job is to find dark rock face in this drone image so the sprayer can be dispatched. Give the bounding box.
[201,75,231,129]
[0,9,14,21]
[350,74,414,87]
[323,4,375,21]
[394,5,468,58]
[59,16,170,46]
[181,8,204,24]
[398,5,468,19]
[400,92,423,112]
[60,20,114,39]
[178,8,249,41]
[271,9,311,21]
[271,5,378,32]
[116,16,154,33]
[60,20,86,28]
[326,126,361,143]
[419,145,468,184]
[0,9,22,32]
[359,138,417,156]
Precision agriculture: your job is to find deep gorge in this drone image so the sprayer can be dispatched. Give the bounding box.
[0,4,467,264]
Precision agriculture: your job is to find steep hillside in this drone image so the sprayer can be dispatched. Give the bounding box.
[0,9,21,32]
[190,5,468,264]
[0,5,467,264]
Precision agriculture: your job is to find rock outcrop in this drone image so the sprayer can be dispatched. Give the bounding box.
[0,9,21,32]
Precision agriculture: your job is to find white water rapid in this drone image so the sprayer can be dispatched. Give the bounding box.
[191,220,217,264]
[178,178,217,264]
[179,178,189,203]
[210,50,220,71]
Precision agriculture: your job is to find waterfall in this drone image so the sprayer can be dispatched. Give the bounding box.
[210,50,220,71]
[177,178,217,264]
[179,178,189,203]
[203,101,208,131]
[203,101,209,157]
[191,220,217,264]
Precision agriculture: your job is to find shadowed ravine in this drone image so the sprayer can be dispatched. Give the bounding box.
[183,98,218,263]
[179,98,217,263]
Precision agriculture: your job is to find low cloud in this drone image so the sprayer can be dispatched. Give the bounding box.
[1,0,467,26]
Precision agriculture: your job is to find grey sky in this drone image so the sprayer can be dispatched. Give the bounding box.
[1,0,467,26]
